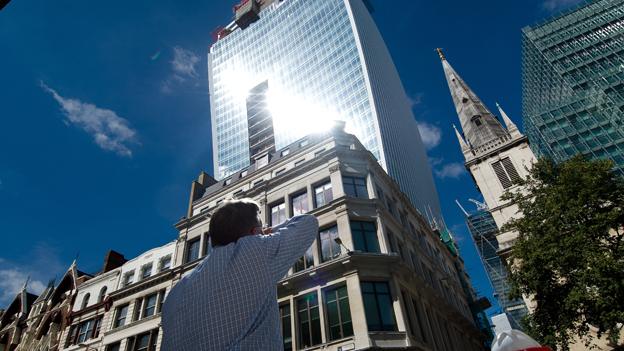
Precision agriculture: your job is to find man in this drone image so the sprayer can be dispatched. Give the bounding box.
[162,198,319,351]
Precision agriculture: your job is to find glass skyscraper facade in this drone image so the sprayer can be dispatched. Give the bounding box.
[522,0,624,174]
[465,210,528,329]
[208,0,442,220]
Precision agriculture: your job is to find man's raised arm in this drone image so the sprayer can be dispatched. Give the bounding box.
[261,214,319,281]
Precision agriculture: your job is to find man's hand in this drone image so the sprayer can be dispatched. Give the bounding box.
[262,227,272,235]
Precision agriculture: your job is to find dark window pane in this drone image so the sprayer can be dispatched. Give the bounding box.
[324,286,353,341]
[351,221,380,253]
[361,282,397,332]
[280,304,292,351]
[297,293,321,348]
[143,294,158,318]
[186,239,200,263]
[343,176,368,198]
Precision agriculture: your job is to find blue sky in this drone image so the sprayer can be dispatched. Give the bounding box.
[0,0,582,309]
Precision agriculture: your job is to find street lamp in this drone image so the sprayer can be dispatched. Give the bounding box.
[334,238,352,255]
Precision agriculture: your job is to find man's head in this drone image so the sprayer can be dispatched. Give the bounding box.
[209,199,262,247]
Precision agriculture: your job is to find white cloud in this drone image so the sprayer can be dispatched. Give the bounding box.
[435,162,466,179]
[417,121,442,150]
[41,82,138,157]
[542,0,583,11]
[171,46,200,79]
[408,92,424,108]
[0,243,65,306]
[161,46,201,94]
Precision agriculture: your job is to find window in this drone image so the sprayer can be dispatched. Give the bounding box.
[299,139,309,147]
[314,181,333,208]
[134,333,150,351]
[314,148,325,157]
[114,304,129,328]
[343,176,368,198]
[143,293,158,318]
[270,202,287,225]
[140,263,153,280]
[297,293,322,348]
[361,282,397,331]
[224,178,231,186]
[492,157,521,189]
[67,317,102,346]
[204,233,212,257]
[294,158,305,167]
[105,342,121,351]
[281,149,290,157]
[350,221,380,253]
[81,293,90,309]
[122,271,134,287]
[186,238,200,263]
[240,170,248,178]
[159,255,172,272]
[77,319,94,343]
[294,245,314,272]
[291,192,309,216]
[411,298,428,343]
[324,285,353,341]
[98,286,107,303]
[280,304,292,351]
[319,226,341,262]
[275,168,286,176]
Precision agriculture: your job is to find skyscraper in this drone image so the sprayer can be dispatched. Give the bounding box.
[522,0,624,174]
[208,0,442,221]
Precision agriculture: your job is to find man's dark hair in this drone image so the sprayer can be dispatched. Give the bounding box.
[209,199,261,247]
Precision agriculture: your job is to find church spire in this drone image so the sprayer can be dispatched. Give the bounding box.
[453,124,471,157]
[496,102,521,138]
[438,50,509,150]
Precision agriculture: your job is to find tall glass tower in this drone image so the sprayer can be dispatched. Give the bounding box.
[208,0,442,220]
[522,0,624,174]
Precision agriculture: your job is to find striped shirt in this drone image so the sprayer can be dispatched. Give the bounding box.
[161,214,319,351]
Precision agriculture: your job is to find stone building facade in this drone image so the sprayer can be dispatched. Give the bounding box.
[173,126,485,351]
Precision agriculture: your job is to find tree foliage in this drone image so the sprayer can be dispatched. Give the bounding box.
[501,156,624,350]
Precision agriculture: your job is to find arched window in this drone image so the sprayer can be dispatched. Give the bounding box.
[98,286,107,303]
[81,293,90,309]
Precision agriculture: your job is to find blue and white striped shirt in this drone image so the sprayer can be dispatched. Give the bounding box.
[161,214,319,351]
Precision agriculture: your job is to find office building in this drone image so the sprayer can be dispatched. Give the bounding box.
[176,125,487,350]
[208,0,442,221]
[522,0,624,174]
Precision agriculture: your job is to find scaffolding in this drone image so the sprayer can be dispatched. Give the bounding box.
[457,200,529,329]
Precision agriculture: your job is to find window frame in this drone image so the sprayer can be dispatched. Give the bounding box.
[323,285,353,341]
[319,225,341,262]
[185,238,201,263]
[290,191,309,217]
[350,221,380,253]
[270,201,287,226]
[342,175,368,198]
[296,292,322,349]
[313,180,333,208]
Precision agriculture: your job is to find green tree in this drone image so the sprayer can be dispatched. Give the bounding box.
[501,156,624,350]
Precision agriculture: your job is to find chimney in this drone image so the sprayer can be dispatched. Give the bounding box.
[187,171,218,218]
[101,250,127,273]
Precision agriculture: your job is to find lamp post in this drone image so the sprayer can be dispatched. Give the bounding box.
[334,237,352,255]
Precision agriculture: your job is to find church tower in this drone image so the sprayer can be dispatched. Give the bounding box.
[438,49,537,255]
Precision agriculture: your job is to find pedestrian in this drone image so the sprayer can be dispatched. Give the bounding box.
[161,198,319,351]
